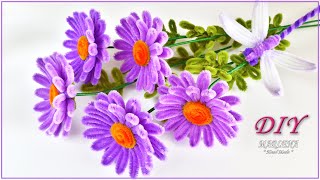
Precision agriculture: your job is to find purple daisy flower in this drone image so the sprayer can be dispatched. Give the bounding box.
[114,11,173,93]
[82,91,166,178]
[33,52,76,137]
[64,9,110,85]
[155,70,243,147]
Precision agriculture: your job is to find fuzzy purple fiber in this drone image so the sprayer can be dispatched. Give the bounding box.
[155,70,243,147]
[114,11,173,93]
[33,52,76,137]
[64,9,110,85]
[82,91,166,178]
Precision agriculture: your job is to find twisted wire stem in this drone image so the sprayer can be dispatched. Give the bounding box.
[280,5,320,39]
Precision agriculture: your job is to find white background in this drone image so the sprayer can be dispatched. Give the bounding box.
[2,1,319,178]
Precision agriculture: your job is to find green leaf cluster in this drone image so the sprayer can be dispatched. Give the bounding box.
[81,68,125,95]
[229,54,261,91]
[163,19,181,46]
[179,20,229,55]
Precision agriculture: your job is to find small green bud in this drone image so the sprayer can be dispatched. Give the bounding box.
[280,39,290,47]
[177,47,189,58]
[236,18,247,28]
[144,90,158,99]
[205,41,215,50]
[169,19,177,33]
[185,64,204,74]
[186,58,203,66]
[194,47,205,57]
[205,51,217,63]
[273,13,283,27]
[179,20,195,30]
[194,26,205,34]
[230,54,244,64]
[207,26,217,36]
[235,76,247,91]
[217,36,227,42]
[190,42,199,53]
[232,41,242,49]
[246,20,252,29]
[217,51,229,65]
[218,70,232,82]
[205,66,218,76]
[186,30,197,38]
[247,66,261,80]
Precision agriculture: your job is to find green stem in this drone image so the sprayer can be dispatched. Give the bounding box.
[76,80,136,96]
[168,35,188,41]
[208,61,248,89]
[167,20,320,48]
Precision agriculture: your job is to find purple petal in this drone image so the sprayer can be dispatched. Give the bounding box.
[156,32,168,46]
[114,51,132,61]
[126,65,140,82]
[115,25,135,45]
[65,30,78,39]
[114,39,132,51]
[180,71,196,87]
[212,81,229,98]
[108,91,125,108]
[52,76,65,92]
[125,98,141,114]
[136,20,148,41]
[94,60,102,79]
[33,73,50,87]
[63,40,77,48]
[143,123,164,135]
[229,110,243,121]
[211,123,228,146]
[189,126,201,147]
[149,135,166,160]
[185,86,201,102]
[84,128,110,139]
[35,88,49,99]
[101,142,121,165]
[149,43,163,56]
[197,70,211,90]
[34,100,51,112]
[67,99,75,117]
[92,137,113,151]
[174,121,192,141]
[129,149,139,178]
[152,17,163,32]
[125,113,139,128]
[83,56,96,73]
[200,89,216,104]
[220,96,240,106]
[207,98,231,111]
[145,28,158,46]
[142,11,152,28]
[164,116,184,131]
[65,65,75,85]
[116,149,129,174]
[127,16,140,41]
[212,110,236,125]
[52,94,66,109]
[53,110,66,124]
[88,43,98,56]
[120,59,135,73]
[64,116,72,132]
[203,125,214,147]
[157,86,168,95]
[65,50,79,60]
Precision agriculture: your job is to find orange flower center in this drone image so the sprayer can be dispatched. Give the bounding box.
[49,84,60,106]
[132,40,150,66]
[183,102,213,126]
[77,36,89,60]
[110,123,136,149]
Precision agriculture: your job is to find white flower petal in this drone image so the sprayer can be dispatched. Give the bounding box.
[261,50,284,96]
[270,50,316,72]
[252,2,269,42]
[219,13,258,47]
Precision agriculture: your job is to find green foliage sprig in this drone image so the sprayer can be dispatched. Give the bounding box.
[81,68,125,95]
